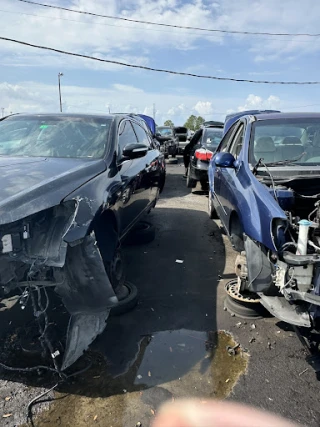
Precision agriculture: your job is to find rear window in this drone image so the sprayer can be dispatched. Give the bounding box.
[202,128,223,149]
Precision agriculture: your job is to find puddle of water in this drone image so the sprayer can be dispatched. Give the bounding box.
[24,330,248,427]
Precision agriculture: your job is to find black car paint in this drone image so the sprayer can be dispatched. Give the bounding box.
[188,127,222,185]
[0,113,165,370]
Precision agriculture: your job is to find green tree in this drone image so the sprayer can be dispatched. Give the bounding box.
[164,119,174,126]
[195,116,205,129]
[184,115,205,131]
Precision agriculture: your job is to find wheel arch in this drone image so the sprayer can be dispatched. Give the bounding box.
[229,210,245,252]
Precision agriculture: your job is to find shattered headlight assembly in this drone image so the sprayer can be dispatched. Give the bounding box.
[0,201,79,266]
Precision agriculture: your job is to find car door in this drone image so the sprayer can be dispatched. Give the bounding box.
[218,122,245,229]
[212,122,239,220]
[116,119,149,235]
[132,121,160,203]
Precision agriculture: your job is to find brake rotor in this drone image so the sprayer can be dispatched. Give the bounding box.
[225,279,260,304]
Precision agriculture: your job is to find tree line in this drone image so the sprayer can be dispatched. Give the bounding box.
[163,115,205,131]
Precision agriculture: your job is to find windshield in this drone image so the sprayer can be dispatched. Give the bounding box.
[250,119,320,166]
[157,127,173,136]
[0,116,112,158]
[202,128,223,149]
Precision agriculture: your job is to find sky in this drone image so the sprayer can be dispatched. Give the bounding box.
[1,0,320,125]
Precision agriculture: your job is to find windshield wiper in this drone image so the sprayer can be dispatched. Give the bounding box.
[253,151,306,174]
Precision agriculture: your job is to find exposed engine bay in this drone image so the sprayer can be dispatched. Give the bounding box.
[236,175,320,328]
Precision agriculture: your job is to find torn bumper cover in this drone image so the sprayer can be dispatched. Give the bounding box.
[0,200,118,371]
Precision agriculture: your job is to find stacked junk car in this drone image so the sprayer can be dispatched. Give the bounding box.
[0,112,165,373]
[208,112,320,353]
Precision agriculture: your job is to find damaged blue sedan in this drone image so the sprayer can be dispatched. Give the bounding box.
[208,112,320,330]
[0,113,165,371]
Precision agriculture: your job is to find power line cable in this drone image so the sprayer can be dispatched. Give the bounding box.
[0,36,319,85]
[0,7,316,43]
[16,0,320,38]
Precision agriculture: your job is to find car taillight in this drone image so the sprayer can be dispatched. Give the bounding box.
[195,148,213,161]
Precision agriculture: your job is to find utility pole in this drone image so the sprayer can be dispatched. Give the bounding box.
[58,72,63,112]
[1,108,4,118]
[153,103,156,121]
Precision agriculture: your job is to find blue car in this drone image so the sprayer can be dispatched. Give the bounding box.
[208,112,320,330]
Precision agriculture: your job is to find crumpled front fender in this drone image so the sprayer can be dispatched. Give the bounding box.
[56,232,118,370]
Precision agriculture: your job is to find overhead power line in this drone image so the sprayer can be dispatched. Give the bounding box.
[16,0,320,38]
[1,36,320,85]
[0,9,316,44]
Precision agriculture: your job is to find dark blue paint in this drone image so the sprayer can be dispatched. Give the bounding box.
[223,109,280,135]
[209,114,287,251]
[215,152,235,168]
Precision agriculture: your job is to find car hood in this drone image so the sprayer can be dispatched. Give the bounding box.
[0,157,106,225]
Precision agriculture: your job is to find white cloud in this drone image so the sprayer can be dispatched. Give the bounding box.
[0,81,228,125]
[0,0,318,73]
[237,94,281,111]
[112,84,143,93]
[193,101,213,116]
[167,104,188,117]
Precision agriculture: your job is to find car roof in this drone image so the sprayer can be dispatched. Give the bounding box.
[253,112,320,121]
[203,126,223,131]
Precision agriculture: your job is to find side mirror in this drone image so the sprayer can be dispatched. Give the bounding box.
[215,152,235,168]
[122,143,148,160]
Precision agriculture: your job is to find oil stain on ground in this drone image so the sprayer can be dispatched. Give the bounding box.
[26,329,248,427]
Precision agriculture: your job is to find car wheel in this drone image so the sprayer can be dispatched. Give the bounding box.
[171,152,176,158]
[208,190,218,219]
[186,169,197,188]
[164,153,168,159]
[224,279,267,319]
[124,220,156,245]
[110,282,138,316]
[105,245,126,291]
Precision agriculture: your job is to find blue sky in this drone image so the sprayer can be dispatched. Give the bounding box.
[1,0,320,125]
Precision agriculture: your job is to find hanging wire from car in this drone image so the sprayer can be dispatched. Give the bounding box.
[16,0,320,38]
[258,158,279,203]
[1,36,320,85]
[26,359,93,424]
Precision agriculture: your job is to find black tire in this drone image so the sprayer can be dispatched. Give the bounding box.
[208,191,218,219]
[186,169,197,188]
[171,153,176,158]
[110,282,138,316]
[124,221,156,245]
[164,153,168,159]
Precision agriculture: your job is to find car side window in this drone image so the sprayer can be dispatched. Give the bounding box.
[229,124,245,159]
[118,120,138,156]
[217,122,238,153]
[132,122,151,147]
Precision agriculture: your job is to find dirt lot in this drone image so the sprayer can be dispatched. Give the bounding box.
[1,157,320,426]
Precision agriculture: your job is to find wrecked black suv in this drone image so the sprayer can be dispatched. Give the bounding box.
[0,113,165,371]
